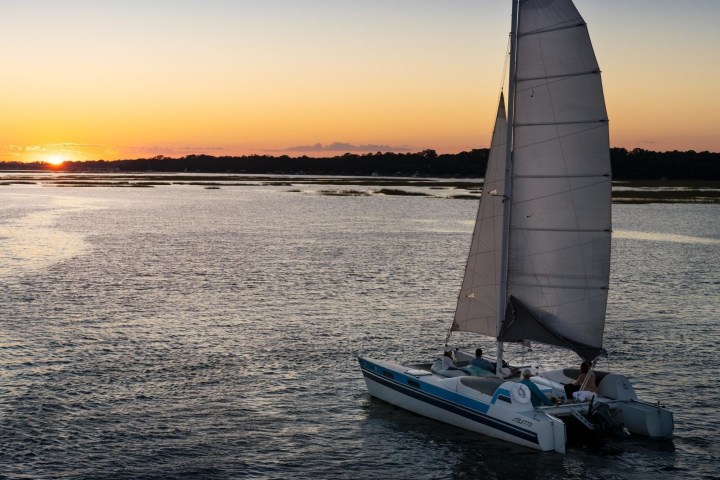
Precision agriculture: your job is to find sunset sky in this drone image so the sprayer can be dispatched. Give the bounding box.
[2,0,719,163]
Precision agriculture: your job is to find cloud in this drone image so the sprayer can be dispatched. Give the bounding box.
[5,143,112,153]
[1,143,118,162]
[178,146,225,152]
[46,143,107,148]
[5,145,46,152]
[280,142,415,153]
[121,145,225,156]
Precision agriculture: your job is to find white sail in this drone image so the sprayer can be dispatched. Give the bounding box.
[502,0,612,358]
[452,94,507,337]
[452,0,612,359]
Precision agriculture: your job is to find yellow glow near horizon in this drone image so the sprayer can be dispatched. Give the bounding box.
[46,154,65,166]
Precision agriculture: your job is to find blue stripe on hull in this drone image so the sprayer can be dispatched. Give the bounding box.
[360,360,538,445]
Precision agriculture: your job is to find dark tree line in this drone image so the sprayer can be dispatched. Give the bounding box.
[610,148,720,180]
[3,148,719,179]
[28,149,490,177]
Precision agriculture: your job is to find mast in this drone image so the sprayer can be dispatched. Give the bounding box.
[496,0,518,377]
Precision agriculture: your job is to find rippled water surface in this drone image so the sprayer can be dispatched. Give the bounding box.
[1,181,719,479]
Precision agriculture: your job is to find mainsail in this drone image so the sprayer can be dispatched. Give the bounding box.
[454,0,612,361]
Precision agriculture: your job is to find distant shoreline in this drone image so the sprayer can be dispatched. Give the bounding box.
[1,147,719,181]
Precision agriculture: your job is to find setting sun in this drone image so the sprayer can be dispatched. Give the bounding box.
[46,155,65,166]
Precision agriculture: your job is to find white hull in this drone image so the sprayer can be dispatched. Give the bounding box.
[360,357,567,452]
[359,357,673,453]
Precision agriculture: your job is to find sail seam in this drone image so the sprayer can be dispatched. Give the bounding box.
[511,273,607,280]
[515,119,607,127]
[518,22,586,38]
[516,70,599,82]
[513,122,608,151]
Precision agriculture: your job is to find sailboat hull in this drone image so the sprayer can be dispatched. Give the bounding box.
[359,357,567,453]
[360,357,674,452]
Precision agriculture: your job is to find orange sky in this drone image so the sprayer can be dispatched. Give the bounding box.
[2,0,719,164]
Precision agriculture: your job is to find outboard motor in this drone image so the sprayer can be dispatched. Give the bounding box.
[587,401,631,437]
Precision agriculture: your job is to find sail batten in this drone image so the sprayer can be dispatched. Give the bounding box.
[517,70,599,82]
[510,284,607,291]
[514,174,609,179]
[518,23,585,38]
[515,120,607,127]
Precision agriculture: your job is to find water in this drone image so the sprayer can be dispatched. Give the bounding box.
[1,180,719,479]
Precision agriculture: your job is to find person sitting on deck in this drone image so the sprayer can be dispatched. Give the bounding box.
[431,347,466,377]
[441,347,459,370]
[470,348,496,372]
[563,362,598,400]
[520,369,557,407]
[469,348,520,377]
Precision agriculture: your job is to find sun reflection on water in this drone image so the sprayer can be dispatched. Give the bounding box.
[0,195,104,278]
[614,230,720,245]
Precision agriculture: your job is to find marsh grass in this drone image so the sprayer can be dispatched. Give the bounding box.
[375,189,429,196]
[172,182,250,186]
[318,189,369,196]
[316,188,431,197]
[55,183,157,188]
[2,173,718,203]
[612,189,720,204]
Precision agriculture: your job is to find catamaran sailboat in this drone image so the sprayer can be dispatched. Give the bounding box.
[358,0,673,453]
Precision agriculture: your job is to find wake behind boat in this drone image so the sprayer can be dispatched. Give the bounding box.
[359,0,673,453]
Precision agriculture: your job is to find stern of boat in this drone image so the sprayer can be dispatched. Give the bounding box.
[538,368,674,440]
[610,401,674,438]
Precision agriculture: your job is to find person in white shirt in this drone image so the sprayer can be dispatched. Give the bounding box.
[441,347,458,370]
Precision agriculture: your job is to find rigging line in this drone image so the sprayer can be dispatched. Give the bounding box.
[499,34,511,96]
[580,360,597,392]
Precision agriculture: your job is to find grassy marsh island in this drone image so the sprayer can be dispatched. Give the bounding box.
[1,173,718,203]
